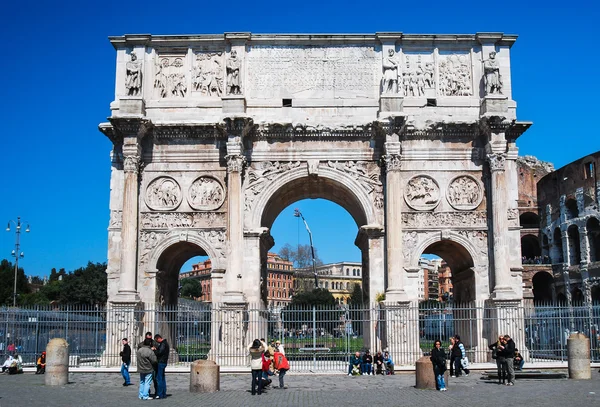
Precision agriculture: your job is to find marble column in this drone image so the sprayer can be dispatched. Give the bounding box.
[383,140,408,302]
[487,152,515,299]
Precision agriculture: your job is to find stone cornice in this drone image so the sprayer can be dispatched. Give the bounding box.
[99,122,120,144]
[402,122,479,140]
[153,124,226,140]
[254,123,377,141]
[108,117,152,140]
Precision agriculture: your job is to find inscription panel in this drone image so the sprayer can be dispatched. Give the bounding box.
[246,45,379,99]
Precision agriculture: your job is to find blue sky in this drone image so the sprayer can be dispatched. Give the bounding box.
[1,1,598,277]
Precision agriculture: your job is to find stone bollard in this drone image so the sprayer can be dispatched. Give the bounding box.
[45,338,69,386]
[567,333,591,379]
[190,360,220,393]
[415,356,449,389]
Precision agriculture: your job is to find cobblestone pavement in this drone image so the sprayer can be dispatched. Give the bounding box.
[0,370,598,407]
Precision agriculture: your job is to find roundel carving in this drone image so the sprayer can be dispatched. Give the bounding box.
[404,175,441,211]
[145,177,182,211]
[446,175,483,210]
[188,176,226,210]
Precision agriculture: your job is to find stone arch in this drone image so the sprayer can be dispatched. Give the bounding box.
[565,198,579,219]
[521,234,541,261]
[586,217,600,262]
[567,225,581,266]
[249,165,378,229]
[519,212,540,229]
[532,271,554,303]
[414,232,480,303]
[572,287,584,304]
[592,285,600,303]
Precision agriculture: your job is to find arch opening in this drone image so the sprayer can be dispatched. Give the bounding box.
[421,240,475,303]
[519,212,540,229]
[521,234,541,262]
[572,288,584,304]
[567,225,581,266]
[586,217,600,263]
[552,228,564,263]
[565,198,579,219]
[532,271,554,303]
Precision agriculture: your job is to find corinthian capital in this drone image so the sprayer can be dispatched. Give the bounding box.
[123,154,141,174]
[226,154,246,173]
[486,153,507,172]
[382,154,402,172]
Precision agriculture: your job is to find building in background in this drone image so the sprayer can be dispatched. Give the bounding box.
[438,262,454,302]
[295,262,363,305]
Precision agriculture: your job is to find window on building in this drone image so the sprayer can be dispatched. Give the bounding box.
[346,268,349,276]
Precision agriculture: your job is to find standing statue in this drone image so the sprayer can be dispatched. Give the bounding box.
[382,49,399,94]
[483,51,503,95]
[125,52,142,96]
[226,50,242,95]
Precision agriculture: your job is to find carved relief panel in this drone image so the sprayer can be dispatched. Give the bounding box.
[438,52,473,97]
[154,55,187,98]
[404,175,440,211]
[192,52,224,97]
[446,175,483,210]
[145,177,182,211]
[188,176,226,210]
[402,52,435,98]
[244,161,302,212]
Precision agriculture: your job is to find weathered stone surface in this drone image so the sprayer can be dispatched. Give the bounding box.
[415,356,448,390]
[190,360,220,393]
[45,338,69,386]
[568,333,591,379]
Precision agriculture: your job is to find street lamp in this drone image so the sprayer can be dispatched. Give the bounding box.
[6,217,30,307]
[293,208,319,289]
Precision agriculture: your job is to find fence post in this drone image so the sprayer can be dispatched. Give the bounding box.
[312,305,317,372]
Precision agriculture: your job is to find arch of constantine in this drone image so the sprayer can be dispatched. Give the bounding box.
[99,32,531,366]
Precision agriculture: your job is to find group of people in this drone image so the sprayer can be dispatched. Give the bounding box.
[248,338,289,395]
[429,335,470,391]
[1,353,24,375]
[348,350,394,376]
[118,332,170,400]
[489,334,519,386]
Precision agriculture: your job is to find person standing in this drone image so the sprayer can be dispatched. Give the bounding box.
[139,331,159,396]
[137,338,157,400]
[273,348,290,389]
[448,337,456,377]
[274,340,285,356]
[489,335,505,384]
[430,340,447,391]
[452,335,469,377]
[120,338,132,386]
[500,334,516,386]
[248,339,265,395]
[153,334,169,399]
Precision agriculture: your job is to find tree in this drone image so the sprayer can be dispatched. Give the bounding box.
[0,259,31,305]
[290,288,336,307]
[180,278,202,300]
[347,283,366,335]
[58,262,107,305]
[278,243,323,268]
[348,283,365,306]
[283,288,340,332]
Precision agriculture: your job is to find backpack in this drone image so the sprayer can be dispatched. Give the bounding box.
[273,352,290,370]
[261,354,271,372]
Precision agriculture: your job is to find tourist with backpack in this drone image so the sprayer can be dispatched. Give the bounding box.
[273,349,290,389]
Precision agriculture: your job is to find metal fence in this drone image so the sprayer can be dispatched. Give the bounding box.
[0,300,598,371]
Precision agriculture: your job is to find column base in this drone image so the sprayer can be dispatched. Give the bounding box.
[210,301,249,367]
[378,95,404,118]
[385,288,410,302]
[102,300,142,367]
[480,94,508,116]
[381,301,421,365]
[222,291,246,303]
[491,285,519,300]
[114,290,141,303]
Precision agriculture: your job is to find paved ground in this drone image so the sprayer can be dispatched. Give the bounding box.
[0,370,598,407]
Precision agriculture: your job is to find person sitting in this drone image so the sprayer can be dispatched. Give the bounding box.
[362,350,373,375]
[261,350,274,387]
[374,351,384,375]
[8,353,23,375]
[348,351,362,376]
[36,351,46,374]
[2,355,14,373]
[383,351,394,375]
[514,349,524,371]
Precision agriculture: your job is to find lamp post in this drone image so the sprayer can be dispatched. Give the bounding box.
[293,209,319,289]
[6,217,30,307]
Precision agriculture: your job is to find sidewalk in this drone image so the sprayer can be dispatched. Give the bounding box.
[0,370,598,406]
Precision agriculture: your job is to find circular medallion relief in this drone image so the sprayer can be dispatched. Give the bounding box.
[404,175,441,211]
[188,176,226,210]
[446,175,483,210]
[145,177,182,211]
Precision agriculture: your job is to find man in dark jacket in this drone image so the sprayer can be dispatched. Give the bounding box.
[154,334,170,399]
[499,334,516,386]
[362,350,373,375]
[137,338,157,400]
[430,340,447,391]
[451,335,469,377]
[120,338,132,386]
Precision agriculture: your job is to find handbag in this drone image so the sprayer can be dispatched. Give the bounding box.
[461,357,469,368]
[492,348,498,359]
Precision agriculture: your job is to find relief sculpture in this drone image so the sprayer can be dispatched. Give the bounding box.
[154,56,187,98]
[244,161,302,211]
[145,177,182,211]
[188,176,226,210]
[139,231,165,267]
[141,212,224,229]
[402,54,435,97]
[192,52,223,97]
[226,50,242,95]
[381,49,399,94]
[402,211,487,229]
[483,51,503,95]
[404,175,440,211]
[125,52,142,96]
[326,161,384,209]
[438,54,472,96]
[447,175,483,210]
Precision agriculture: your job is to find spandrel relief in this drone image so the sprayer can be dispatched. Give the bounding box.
[192,52,223,97]
[154,56,187,98]
[446,175,483,210]
[402,52,435,98]
[438,53,472,97]
[188,176,226,210]
[145,177,182,211]
[404,175,440,211]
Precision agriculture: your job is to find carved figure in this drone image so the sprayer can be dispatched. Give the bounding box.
[404,176,440,210]
[192,53,223,97]
[447,176,482,210]
[226,50,242,95]
[483,51,503,95]
[145,177,181,210]
[424,62,434,88]
[154,58,169,98]
[382,49,399,94]
[439,55,472,96]
[189,177,225,210]
[125,52,142,96]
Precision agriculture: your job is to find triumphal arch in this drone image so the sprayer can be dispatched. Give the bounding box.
[99,32,531,366]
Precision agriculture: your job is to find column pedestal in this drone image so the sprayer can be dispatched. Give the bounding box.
[381,301,421,366]
[102,301,141,367]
